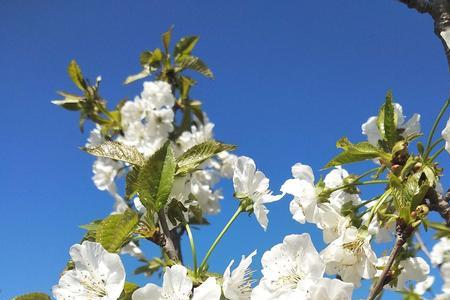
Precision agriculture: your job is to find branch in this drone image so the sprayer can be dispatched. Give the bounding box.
[398,0,450,71]
[425,188,450,226]
[398,0,432,13]
[367,221,414,300]
[157,211,179,261]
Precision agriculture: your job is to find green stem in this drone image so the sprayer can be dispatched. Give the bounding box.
[424,137,445,159]
[327,169,382,193]
[430,146,446,162]
[425,98,450,158]
[185,224,198,276]
[357,179,389,185]
[354,196,380,210]
[199,205,243,272]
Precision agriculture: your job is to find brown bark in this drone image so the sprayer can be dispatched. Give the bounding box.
[398,0,450,71]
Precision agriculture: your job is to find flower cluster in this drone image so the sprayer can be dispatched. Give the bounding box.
[19,32,450,300]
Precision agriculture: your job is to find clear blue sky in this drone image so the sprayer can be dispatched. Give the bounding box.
[1,1,449,299]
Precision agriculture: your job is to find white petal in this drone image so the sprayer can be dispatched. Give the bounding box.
[192,277,221,300]
[291,163,315,184]
[132,284,162,300]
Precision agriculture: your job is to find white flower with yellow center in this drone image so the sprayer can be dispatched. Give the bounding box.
[320,226,377,286]
[251,234,353,300]
[52,241,125,300]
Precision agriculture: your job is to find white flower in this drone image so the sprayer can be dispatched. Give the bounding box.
[176,122,215,154]
[92,158,122,192]
[375,256,430,291]
[191,170,222,215]
[415,276,434,295]
[320,227,377,286]
[52,241,125,300]
[86,125,104,147]
[316,203,351,244]
[396,257,430,289]
[233,156,282,230]
[442,118,450,154]
[431,238,450,265]
[140,81,175,110]
[307,278,353,300]
[362,103,421,146]
[252,234,353,299]
[191,277,222,300]
[324,167,361,210]
[366,215,395,243]
[223,250,257,300]
[145,108,175,138]
[281,164,352,243]
[217,151,238,178]
[441,262,450,294]
[132,265,220,300]
[280,163,320,224]
[120,98,145,125]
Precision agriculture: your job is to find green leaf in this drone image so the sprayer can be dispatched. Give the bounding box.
[190,100,204,124]
[119,282,140,300]
[134,258,164,276]
[162,26,174,53]
[68,60,87,91]
[124,66,152,85]
[177,56,214,78]
[96,209,139,252]
[174,36,199,58]
[82,141,145,166]
[377,91,398,149]
[13,293,51,300]
[126,166,140,200]
[324,137,390,168]
[176,140,236,176]
[428,221,450,238]
[140,49,163,67]
[137,142,176,212]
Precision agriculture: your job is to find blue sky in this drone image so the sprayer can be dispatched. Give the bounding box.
[1,1,449,299]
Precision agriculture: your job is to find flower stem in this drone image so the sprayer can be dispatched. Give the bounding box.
[424,137,444,158]
[199,205,243,272]
[430,146,446,162]
[425,98,450,158]
[185,224,198,276]
[354,196,380,210]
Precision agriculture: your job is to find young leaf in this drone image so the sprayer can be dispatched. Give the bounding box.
[177,56,214,78]
[96,209,139,253]
[124,66,152,85]
[324,137,390,168]
[428,221,450,239]
[68,60,87,91]
[377,91,398,149]
[13,293,51,300]
[82,141,145,166]
[137,142,176,212]
[174,36,199,58]
[176,140,236,176]
[162,26,174,53]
